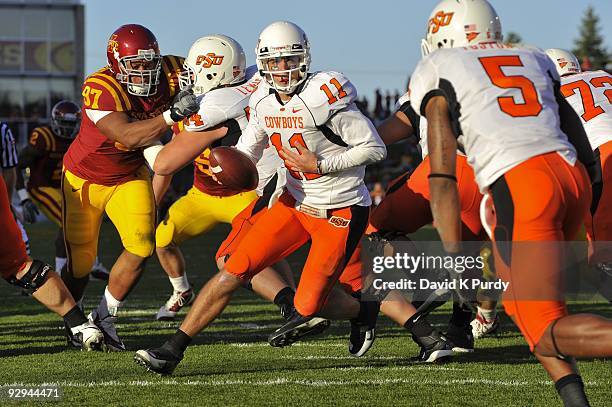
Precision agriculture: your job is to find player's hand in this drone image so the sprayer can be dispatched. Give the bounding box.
[20,199,39,224]
[169,85,199,122]
[280,144,319,174]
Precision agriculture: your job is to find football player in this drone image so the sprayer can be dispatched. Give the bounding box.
[0,175,105,351]
[546,48,612,301]
[17,101,109,279]
[61,24,198,350]
[413,1,612,405]
[134,21,386,375]
[151,35,297,321]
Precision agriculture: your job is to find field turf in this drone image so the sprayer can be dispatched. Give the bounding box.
[0,221,610,406]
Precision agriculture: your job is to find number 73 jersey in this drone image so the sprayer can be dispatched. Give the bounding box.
[409,45,576,192]
[560,70,612,150]
[238,71,385,209]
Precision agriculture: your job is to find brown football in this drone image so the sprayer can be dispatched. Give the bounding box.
[208,146,259,192]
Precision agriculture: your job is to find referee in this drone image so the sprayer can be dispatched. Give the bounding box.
[1,121,31,254]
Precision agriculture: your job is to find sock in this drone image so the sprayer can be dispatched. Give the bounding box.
[63,305,88,330]
[449,303,473,327]
[404,314,434,337]
[555,374,590,407]
[169,275,190,293]
[477,305,497,322]
[273,287,295,308]
[55,257,67,275]
[104,286,123,317]
[162,329,192,357]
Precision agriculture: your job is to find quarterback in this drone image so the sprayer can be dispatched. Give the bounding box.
[61,24,198,350]
[135,21,386,375]
[413,0,612,405]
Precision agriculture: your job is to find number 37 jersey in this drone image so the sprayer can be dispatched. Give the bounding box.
[409,45,576,191]
[237,71,385,209]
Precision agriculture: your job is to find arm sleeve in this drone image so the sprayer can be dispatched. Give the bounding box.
[235,106,269,164]
[318,104,387,174]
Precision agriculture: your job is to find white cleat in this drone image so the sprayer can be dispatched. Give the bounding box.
[155,289,195,321]
[471,312,500,339]
[71,321,106,351]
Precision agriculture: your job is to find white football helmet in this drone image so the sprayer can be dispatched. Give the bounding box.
[179,35,246,96]
[421,0,503,57]
[545,48,581,77]
[256,21,310,94]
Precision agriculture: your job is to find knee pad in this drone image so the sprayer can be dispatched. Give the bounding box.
[7,259,52,294]
[294,293,322,318]
[155,219,176,248]
[224,251,252,280]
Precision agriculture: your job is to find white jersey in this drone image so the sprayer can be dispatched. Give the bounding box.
[560,70,612,150]
[396,92,468,159]
[185,65,282,195]
[409,44,576,191]
[237,71,386,209]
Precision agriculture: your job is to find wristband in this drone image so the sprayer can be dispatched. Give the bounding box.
[162,110,175,126]
[428,173,457,182]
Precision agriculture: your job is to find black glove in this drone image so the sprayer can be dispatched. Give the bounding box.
[21,198,39,224]
[169,85,199,122]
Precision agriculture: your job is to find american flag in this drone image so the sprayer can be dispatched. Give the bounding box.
[464,24,477,31]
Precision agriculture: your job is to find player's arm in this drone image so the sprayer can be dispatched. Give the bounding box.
[17,144,43,170]
[424,96,462,253]
[152,173,173,206]
[283,105,386,174]
[87,83,198,149]
[153,125,229,175]
[376,100,418,145]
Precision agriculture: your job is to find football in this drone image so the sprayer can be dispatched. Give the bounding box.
[208,146,259,192]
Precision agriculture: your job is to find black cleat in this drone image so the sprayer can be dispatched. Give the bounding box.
[349,300,380,357]
[445,323,474,353]
[134,348,182,375]
[411,330,453,363]
[268,312,330,347]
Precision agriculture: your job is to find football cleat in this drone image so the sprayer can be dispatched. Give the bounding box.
[70,321,106,351]
[411,330,453,363]
[90,260,110,281]
[89,298,126,351]
[134,348,182,375]
[445,323,475,353]
[155,289,195,321]
[348,300,380,357]
[471,311,500,339]
[268,312,330,347]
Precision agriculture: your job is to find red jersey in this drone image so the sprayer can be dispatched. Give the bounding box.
[63,55,183,185]
[26,126,72,189]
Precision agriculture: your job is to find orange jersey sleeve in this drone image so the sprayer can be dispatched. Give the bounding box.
[82,69,132,112]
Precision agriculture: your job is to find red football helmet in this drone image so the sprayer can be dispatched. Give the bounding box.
[106,24,162,97]
[51,100,81,139]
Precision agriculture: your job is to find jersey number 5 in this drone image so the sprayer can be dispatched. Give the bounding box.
[478,55,542,118]
[270,132,322,181]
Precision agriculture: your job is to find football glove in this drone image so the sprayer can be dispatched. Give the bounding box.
[168,85,199,122]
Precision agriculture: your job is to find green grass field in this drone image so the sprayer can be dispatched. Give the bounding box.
[0,221,610,406]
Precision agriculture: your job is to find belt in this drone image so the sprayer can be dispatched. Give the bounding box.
[295,202,329,219]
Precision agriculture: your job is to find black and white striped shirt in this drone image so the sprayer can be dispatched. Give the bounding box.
[1,122,18,169]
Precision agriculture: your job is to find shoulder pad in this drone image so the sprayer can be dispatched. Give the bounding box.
[29,126,55,151]
[299,71,357,126]
[84,69,131,111]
